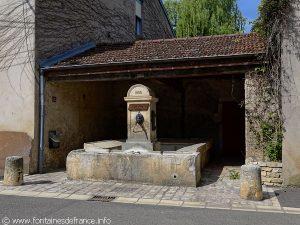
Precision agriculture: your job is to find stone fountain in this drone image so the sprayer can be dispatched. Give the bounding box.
[66,84,211,187]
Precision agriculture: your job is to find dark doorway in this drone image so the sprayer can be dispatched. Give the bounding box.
[222,101,245,159]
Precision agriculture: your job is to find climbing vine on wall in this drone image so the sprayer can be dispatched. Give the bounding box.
[246,0,290,161]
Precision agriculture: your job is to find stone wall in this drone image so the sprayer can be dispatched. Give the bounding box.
[249,162,283,186]
[44,81,117,171]
[281,0,300,186]
[36,0,173,60]
[244,72,264,163]
[245,73,284,187]
[36,0,135,60]
[143,0,174,39]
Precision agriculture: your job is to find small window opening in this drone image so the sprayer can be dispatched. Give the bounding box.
[135,0,143,37]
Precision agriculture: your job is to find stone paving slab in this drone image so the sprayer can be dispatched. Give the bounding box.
[0,170,299,215]
[182,201,206,208]
[54,193,72,199]
[0,190,22,195]
[136,198,161,205]
[16,191,40,197]
[283,207,300,214]
[36,192,61,198]
[67,194,93,200]
[113,197,139,204]
[159,200,183,206]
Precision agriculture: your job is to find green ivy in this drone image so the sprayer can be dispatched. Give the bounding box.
[260,113,283,161]
[252,0,289,36]
[246,1,290,162]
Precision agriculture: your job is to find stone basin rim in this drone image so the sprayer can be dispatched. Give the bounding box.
[71,149,201,156]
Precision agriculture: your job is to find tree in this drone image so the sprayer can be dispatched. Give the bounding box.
[164,0,245,37]
[252,0,288,35]
[163,0,180,33]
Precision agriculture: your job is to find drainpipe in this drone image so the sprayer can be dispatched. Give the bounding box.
[37,42,96,174]
[38,68,45,174]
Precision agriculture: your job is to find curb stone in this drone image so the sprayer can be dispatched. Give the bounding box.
[0,191,299,214]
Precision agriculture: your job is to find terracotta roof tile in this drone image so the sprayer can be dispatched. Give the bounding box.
[57,33,265,66]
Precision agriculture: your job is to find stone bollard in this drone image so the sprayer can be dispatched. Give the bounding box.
[240,164,263,201]
[3,156,24,186]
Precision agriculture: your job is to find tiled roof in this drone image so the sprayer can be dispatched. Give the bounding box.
[57,33,265,67]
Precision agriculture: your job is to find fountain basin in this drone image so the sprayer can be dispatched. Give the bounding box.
[66,142,210,187]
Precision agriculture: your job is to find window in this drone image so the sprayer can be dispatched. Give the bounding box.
[135,0,143,37]
[136,16,142,36]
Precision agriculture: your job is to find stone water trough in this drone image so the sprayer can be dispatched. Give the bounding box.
[67,141,211,187]
[66,84,211,187]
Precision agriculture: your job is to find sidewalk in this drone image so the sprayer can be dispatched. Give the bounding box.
[0,166,299,215]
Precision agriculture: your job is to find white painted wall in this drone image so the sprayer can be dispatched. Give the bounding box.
[0,0,35,175]
[0,0,35,137]
[0,67,35,138]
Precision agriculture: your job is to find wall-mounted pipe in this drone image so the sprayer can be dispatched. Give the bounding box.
[38,69,45,173]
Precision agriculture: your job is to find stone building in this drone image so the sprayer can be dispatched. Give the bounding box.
[42,33,266,173]
[43,29,300,187]
[0,0,173,176]
[1,0,299,188]
[35,0,173,60]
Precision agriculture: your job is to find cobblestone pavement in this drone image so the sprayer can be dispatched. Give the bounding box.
[0,165,299,215]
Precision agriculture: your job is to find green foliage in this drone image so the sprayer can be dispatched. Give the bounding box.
[164,0,180,33]
[255,66,266,73]
[252,0,289,35]
[228,169,240,180]
[247,67,283,162]
[246,1,290,162]
[164,0,245,37]
[260,113,283,161]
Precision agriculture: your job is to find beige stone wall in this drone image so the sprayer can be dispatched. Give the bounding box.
[36,0,173,60]
[244,72,264,162]
[249,162,283,186]
[281,1,300,186]
[0,0,36,176]
[44,81,117,171]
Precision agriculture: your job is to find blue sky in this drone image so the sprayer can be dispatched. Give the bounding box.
[238,0,261,32]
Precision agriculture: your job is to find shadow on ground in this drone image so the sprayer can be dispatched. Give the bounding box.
[200,157,243,186]
[23,180,54,185]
